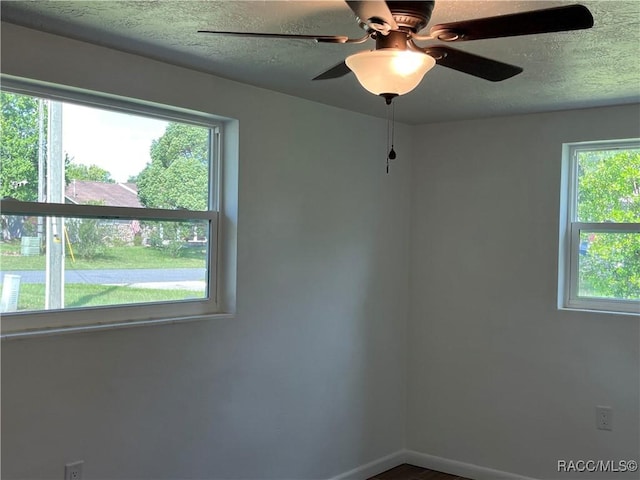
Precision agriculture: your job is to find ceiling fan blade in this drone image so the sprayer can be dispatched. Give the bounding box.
[198,30,349,43]
[429,4,594,42]
[345,1,398,32]
[425,46,522,82]
[313,62,352,81]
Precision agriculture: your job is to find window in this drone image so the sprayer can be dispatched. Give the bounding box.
[560,139,640,315]
[1,79,229,335]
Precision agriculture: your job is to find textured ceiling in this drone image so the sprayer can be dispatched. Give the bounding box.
[2,0,639,124]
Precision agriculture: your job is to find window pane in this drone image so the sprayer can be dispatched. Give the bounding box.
[1,92,44,202]
[576,148,640,223]
[0,215,209,314]
[578,231,640,300]
[1,91,211,211]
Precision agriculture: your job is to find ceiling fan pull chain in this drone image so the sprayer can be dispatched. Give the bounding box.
[387,101,397,174]
[386,102,391,174]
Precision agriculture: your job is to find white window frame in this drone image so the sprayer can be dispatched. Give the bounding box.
[1,77,230,336]
[559,139,640,315]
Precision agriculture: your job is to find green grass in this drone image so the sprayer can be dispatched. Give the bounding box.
[1,242,206,270]
[4,283,204,311]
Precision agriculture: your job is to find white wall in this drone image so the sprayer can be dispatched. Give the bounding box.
[1,24,411,479]
[408,105,640,479]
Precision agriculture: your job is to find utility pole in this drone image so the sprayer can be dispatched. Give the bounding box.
[37,98,46,239]
[45,101,64,309]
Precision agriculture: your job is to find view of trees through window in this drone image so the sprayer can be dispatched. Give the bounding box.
[575,147,640,301]
[0,91,214,314]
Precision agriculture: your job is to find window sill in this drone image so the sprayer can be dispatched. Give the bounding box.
[559,306,639,317]
[0,312,235,341]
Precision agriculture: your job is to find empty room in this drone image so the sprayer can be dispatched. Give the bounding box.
[1,1,638,479]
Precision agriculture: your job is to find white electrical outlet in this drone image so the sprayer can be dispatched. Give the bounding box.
[64,461,84,480]
[596,406,613,431]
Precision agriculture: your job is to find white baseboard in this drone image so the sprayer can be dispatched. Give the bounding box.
[328,450,407,480]
[328,449,538,480]
[405,450,538,480]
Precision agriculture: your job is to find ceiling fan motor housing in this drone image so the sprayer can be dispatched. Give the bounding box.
[389,1,435,32]
[375,30,411,50]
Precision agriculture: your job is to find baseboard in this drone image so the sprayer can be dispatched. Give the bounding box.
[328,450,407,480]
[328,449,538,480]
[405,450,538,480]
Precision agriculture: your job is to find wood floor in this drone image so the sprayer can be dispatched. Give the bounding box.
[367,463,470,480]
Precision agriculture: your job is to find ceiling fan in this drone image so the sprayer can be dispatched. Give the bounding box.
[199,1,594,103]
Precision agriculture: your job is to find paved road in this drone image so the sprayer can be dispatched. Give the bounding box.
[1,268,206,284]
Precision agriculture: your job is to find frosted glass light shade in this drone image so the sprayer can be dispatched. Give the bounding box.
[346,49,436,96]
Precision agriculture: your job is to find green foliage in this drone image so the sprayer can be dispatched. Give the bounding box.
[0,243,206,270]
[21,216,39,237]
[577,149,640,300]
[580,233,639,299]
[0,92,45,201]
[136,122,209,257]
[147,221,196,258]
[1,93,91,201]
[66,162,115,183]
[578,150,640,222]
[149,123,209,168]
[137,122,209,210]
[65,218,112,259]
[160,223,185,258]
[138,157,208,210]
[65,203,111,259]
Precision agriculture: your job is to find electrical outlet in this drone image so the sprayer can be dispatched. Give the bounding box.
[596,406,612,431]
[64,461,83,480]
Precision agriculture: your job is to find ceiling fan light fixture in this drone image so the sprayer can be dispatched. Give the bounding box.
[345,49,436,96]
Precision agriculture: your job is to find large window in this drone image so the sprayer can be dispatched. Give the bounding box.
[1,80,226,334]
[560,139,640,315]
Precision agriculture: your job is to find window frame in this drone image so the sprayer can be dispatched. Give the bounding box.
[560,139,640,315]
[1,77,228,336]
